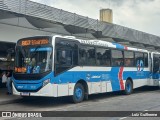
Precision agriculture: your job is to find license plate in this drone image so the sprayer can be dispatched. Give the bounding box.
[20,92,30,96]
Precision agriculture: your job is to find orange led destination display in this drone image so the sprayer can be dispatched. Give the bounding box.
[15,67,26,73]
[21,39,49,46]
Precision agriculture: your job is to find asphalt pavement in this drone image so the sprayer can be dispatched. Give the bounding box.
[0,88,21,105]
[0,86,160,120]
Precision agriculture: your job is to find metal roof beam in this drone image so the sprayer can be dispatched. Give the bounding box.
[0,0,160,48]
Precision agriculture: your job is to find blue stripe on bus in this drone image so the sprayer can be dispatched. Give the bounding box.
[30,47,52,52]
[53,71,149,83]
[112,43,124,49]
[12,69,150,92]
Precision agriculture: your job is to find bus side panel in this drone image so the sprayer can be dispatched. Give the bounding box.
[123,67,150,88]
[110,67,122,91]
[12,66,150,97]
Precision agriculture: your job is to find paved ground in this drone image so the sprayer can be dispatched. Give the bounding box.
[0,88,21,105]
[0,86,160,120]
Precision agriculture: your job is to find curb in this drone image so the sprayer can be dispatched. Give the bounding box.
[0,98,21,105]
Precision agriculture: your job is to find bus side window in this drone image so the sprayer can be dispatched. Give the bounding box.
[79,46,96,66]
[124,51,134,67]
[153,54,160,73]
[56,49,72,65]
[79,48,87,65]
[135,52,144,67]
[87,48,96,65]
[144,53,148,67]
[111,50,123,67]
[55,40,78,75]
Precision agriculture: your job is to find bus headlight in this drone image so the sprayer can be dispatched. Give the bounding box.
[43,79,50,87]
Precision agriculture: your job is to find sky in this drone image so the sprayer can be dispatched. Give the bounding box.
[30,0,160,36]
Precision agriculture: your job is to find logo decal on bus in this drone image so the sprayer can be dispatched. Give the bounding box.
[137,60,144,71]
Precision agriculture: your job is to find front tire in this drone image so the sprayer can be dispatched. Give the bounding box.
[72,83,84,103]
[124,80,133,95]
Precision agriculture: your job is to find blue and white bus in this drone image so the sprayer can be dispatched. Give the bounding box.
[12,35,160,103]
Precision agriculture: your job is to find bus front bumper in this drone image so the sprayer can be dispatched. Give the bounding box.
[12,83,58,97]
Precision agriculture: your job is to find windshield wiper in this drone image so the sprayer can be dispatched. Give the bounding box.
[30,46,40,59]
[20,46,27,58]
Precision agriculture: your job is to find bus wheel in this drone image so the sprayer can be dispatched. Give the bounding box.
[72,83,84,103]
[124,80,133,95]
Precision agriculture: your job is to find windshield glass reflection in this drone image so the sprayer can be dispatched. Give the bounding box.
[15,46,52,74]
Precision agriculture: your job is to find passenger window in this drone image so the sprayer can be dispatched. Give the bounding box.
[79,46,96,66]
[153,54,160,73]
[96,48,111,66]
[144,53,148,67]
[112,50,124,66]
[135,52,144,67]
[124,51,134,67]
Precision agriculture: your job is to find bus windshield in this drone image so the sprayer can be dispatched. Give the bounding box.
[15,46,52,74]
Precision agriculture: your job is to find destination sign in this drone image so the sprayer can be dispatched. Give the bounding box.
[20,39,49,46]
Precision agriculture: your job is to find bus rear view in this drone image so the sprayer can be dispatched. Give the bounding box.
[12,36,53,96]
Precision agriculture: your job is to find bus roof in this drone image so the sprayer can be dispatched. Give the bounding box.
[53,35,149,53]
[17,35,149,53]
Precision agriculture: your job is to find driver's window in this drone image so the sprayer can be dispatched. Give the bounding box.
[55,39,78,75]
[56,49,72,66]
[55,49,73,75]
